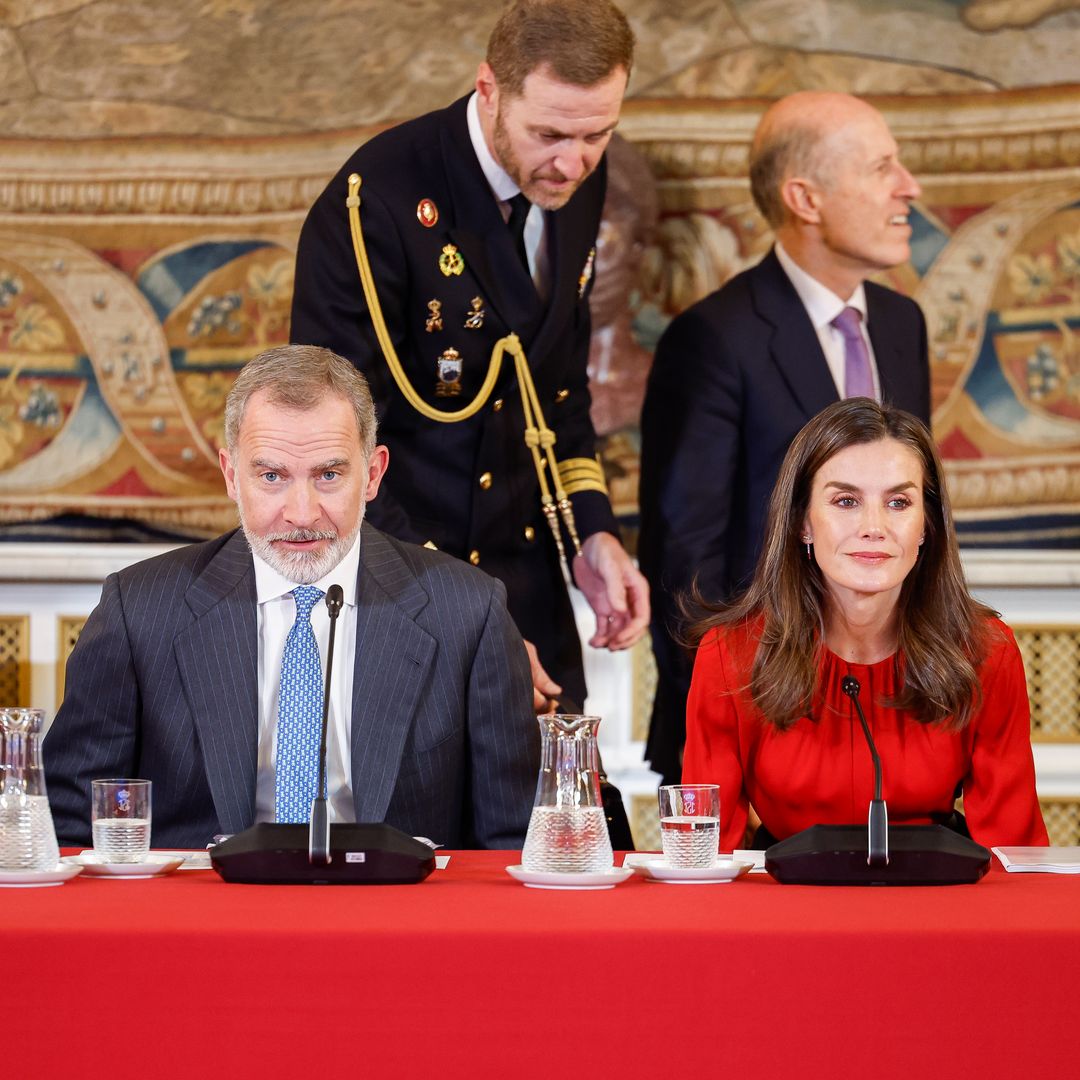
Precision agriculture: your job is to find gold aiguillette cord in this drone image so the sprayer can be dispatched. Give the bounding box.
[345,173,582,570]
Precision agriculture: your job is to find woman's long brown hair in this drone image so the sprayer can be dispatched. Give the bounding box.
[689,399,996,731]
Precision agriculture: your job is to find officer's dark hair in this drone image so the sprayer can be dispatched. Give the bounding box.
[224,344,377,459]
[487,0,634,98]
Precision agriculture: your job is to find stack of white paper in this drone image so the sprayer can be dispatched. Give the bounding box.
[992,846,1080,873]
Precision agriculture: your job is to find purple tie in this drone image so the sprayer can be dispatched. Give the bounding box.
[832,306,876,400]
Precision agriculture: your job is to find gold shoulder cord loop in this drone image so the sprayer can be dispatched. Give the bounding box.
[345,173,585,569]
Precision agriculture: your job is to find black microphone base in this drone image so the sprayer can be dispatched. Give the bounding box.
[210,822,436,885]
[765,824,991,886]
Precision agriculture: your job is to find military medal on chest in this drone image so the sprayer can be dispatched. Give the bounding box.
[464,296,485,330]
[425,299,443,332]
[439,244,465,277]
[436,346,463,397]
[578,246,596,298]
[416,198,438,227]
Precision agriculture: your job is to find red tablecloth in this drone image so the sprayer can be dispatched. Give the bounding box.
[11,851,1079,1078]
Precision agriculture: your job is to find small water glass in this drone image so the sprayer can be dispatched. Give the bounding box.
[658,784,720,868]
[92,779,151,863]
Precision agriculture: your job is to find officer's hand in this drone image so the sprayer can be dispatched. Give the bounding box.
[572,532,650,650]
[524,639,562,713]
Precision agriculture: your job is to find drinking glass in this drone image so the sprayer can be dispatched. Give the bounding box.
[92,779,151,863]
[658,784,720,868]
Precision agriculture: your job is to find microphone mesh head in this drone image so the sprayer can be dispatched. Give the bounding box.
[841,675,860,697]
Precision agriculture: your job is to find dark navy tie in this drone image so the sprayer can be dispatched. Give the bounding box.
[506,193,532,274]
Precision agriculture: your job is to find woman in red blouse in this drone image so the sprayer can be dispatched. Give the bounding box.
[682,399,1048,851]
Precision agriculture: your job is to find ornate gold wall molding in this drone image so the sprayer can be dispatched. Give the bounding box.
[1039,796,1080,846]
[945,462,1080,519]
[0,127,386,219]
[0,615,29,707]
[3,88,1076,219]
[55,615,87,708]
[1013,624,1080,741]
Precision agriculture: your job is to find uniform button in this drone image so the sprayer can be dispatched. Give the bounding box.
[469,549,481,566]
[478,471,493,490]
[555,388,569,403]
[493,398,504,411]
[524,526,536,542]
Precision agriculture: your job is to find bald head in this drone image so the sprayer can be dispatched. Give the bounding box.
[749,91,921,297]
[750,92,890,229]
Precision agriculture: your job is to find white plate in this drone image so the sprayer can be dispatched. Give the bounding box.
[0,863,84,887]
[625,855,753,884]
[62,851,185,878]
[506,864,634,890]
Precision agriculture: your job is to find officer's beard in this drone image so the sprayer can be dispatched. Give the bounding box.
[492,106,584,211]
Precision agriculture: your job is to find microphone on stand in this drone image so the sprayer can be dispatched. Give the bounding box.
[211,581,435,885]
[764,672,992,887]
[308,583,343,867]
[841,676,888,868]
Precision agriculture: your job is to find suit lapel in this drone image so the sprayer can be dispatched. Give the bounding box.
[866,286,918,413]
[440,101,543,336]
[751,249,839,419]
[173,530,259,834]
[349,524,437,823]
[526,196,588,369]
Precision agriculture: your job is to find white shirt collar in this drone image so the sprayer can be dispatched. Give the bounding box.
[251,528,362,607]
[466,91,520,204]
[774,242,868,332]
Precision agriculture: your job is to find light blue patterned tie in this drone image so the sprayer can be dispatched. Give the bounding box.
[275,585,325,823]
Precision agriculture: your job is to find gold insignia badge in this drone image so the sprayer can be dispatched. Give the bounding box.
[578,246,596,298]
[425,299,443,333]
[436,346,463,397]
[464,296,485,330]
[439,244,465,277]
[417,198,438,227]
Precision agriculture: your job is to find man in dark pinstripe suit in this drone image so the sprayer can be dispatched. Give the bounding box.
[45,345,539,850]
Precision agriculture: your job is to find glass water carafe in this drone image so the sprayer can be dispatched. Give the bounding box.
[0,708,60,871]
[521,714,613,873]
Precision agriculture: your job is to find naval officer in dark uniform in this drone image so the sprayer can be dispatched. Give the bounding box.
[291,0,649,710]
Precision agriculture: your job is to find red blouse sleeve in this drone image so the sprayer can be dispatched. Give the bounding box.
[963,624,1049,847]
[682,630,750,852]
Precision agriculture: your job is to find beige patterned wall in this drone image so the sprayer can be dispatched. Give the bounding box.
[2,0,1080,543]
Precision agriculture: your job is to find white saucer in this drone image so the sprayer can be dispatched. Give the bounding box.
[62,851,185,878]
[624,854,753,884]
[0,863,83,887]
[506,864,634,890]
[153,850,213,871]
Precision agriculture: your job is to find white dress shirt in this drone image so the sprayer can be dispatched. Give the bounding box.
[467,91,550,298]
[774,242,881,401]
[252,532,361,825]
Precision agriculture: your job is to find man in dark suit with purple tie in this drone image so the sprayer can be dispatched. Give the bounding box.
[290,0,649,715]
[45,345,539,850]
[639,91,932,785]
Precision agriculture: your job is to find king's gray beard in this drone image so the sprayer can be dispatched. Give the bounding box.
[238,502,363,584]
